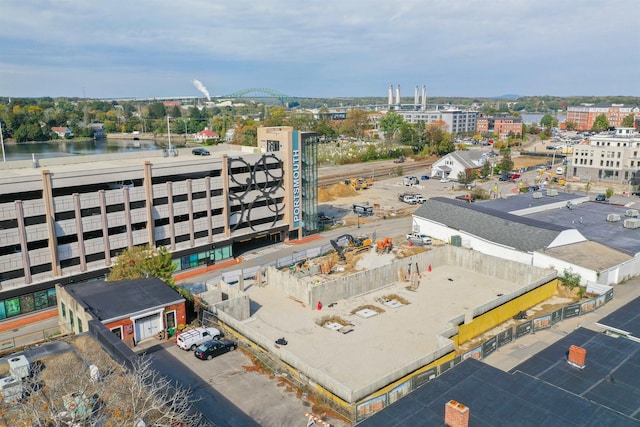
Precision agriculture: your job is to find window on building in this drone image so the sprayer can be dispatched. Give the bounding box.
[111,327,122,340]
[77,318,83,333]
[61,302,66,319]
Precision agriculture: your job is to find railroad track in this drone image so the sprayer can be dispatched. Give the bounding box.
[318,158,434,187]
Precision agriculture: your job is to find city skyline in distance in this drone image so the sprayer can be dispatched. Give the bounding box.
[1,0,639,99]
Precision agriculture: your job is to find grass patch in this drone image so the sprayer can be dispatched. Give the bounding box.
[316,315,351,327]
[350,304,385,315]
[380,294,410,305]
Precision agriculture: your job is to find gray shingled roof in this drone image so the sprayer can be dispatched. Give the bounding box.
[449,150,484,169]
[65,277,184,322]
[414,197,570,252]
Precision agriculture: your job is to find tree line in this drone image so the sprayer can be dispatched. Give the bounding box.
[0,96,637,145]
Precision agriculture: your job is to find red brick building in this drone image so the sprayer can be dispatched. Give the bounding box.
[476,115,523,139]
[476,117,489,134]
[566,103,640,131]
[493,116,523,139]
[57,278,186,347]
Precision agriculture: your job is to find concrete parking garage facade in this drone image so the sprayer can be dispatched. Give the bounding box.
[0,128,318,323]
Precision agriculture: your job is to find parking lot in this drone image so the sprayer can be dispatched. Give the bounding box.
[142,340,347,427]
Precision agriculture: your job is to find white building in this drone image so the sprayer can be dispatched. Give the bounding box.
[394,109,478,134]
[412,194,640,285]
[570,128,640,185]
[430,150,489,180]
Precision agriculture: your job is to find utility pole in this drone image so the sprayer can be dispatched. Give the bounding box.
[167,116,174,156]
[0,121,5,162]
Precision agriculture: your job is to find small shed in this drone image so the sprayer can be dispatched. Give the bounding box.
[56,278,186,347]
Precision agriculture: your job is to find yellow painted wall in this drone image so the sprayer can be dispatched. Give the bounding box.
[361,351,457,401]
[457,279,558,345]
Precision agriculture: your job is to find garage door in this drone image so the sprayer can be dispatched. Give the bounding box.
[135,313,162,342]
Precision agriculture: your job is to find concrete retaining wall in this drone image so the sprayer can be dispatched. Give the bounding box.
[267,267,310,305]
[213,295,250,321]
[218,246,559,403]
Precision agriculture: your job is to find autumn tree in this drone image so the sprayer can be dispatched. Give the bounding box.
[287,111,315,131]
[108,245,176,286]
[540,114,557,129]
[591,114,610,132]
[262,106,287,127]
[621,114,636,128]
[457,169,477,186]
[398,122,419,151]
[423,122,454,155]
[564,120,578,131]
[605,187,614,200]
[379,111,404,139]
[480,160,492,178]
[146,102,166,120]
[499,151,514,173]
[339,109,370,139]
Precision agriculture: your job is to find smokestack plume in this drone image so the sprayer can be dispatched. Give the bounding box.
[388,85,393,106]
[193,79,211,102]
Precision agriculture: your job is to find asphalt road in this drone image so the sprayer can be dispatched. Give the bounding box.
[142,343,261,427]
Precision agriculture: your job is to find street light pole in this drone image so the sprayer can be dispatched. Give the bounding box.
[0,121,5,162]
[167,116,173,155]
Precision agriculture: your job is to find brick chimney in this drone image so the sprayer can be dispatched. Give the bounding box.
[568,345,587,369]
[445,400,470,427]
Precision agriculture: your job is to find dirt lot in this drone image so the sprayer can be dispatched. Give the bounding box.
[513,155,550,169]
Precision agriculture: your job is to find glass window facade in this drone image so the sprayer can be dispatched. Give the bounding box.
[171,244,233,273]
[0,288,57,320]
[300,132,319,236]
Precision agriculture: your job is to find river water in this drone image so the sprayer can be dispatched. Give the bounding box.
[0,116,564,161]
[0,139,163,161]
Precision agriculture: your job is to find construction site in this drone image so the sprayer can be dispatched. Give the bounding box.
[201,233,559,414]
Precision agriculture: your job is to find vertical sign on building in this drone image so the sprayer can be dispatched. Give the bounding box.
[292,131,302,228]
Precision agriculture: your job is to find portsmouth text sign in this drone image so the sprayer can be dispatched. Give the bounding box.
[292,132,301,228]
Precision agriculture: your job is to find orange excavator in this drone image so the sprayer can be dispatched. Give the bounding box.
[376,237,393,254]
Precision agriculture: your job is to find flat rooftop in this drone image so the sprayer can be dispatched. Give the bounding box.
[478,189,588,214]
[512,328,640,421]
[358,354,637,426]
[542,240,632,271]
[596,296,640,341]
[243,259,533,395]
[0,145,253,183]
[523,200,640,256]
[478,191,640,256]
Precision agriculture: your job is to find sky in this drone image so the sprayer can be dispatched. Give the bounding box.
[1,0,639,99]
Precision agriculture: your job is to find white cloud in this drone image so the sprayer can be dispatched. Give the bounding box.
[0,0,638,97]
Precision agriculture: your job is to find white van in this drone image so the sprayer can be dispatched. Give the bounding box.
[176,327,223,351]
[403,176,419,186]
[556,167,564,175]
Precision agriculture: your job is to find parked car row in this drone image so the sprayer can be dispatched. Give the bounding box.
[175,326,239,361]
[399,193,426,205]
[176,327,223,351]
